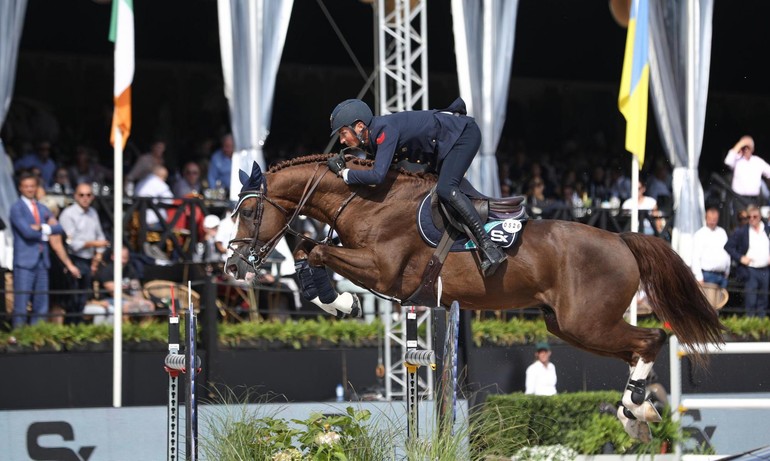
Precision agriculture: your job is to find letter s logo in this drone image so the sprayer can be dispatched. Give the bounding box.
[27,421,95,461]
[490,229,509,244]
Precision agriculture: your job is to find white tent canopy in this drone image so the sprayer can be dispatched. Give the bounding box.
[0,0,27,270]
[649,0,713,265]
[218,0,293,200]
[452,0,520,197]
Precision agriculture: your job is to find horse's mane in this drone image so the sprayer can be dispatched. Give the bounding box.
[268,153,438,184]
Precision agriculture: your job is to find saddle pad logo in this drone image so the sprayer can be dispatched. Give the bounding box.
[465,220,522,250]
[416,194,526,252]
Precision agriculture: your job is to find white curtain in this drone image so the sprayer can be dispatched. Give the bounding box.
[218,0,293,200]
[0,0,28,269]
[648,0,713,265]
[451,0,519,197]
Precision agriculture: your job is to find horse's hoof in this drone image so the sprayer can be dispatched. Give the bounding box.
[350,294,362,318]
[624,399,662,422]
[617,406,652,442]
[639,400,662,423]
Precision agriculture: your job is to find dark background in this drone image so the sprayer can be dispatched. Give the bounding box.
[5,0,770,181]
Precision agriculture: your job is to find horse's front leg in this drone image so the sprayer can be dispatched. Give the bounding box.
[292,238,316,260]
[309,245,383,289]
[292,245,380,319]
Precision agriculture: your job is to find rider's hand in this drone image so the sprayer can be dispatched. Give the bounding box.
[327,153,346,176]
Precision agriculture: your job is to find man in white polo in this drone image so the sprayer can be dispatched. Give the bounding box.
[525,342,557,396]
[724,135,770,204]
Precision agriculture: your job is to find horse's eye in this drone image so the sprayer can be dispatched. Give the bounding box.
[241,208,255,218]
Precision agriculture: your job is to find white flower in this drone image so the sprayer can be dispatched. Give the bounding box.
[510,445,579,461]
[314,431,341,446]
[271,448,303,461]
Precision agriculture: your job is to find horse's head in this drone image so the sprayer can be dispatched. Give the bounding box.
[225,161,288,282]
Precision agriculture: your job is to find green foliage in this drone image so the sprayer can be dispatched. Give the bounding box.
[1,321,174,351]
[473,392,681,456]
[62,323,113,346]
[563,413,634,454]
[3,314,769,352]
[122,321,173,343]
[721,314,770,340]
[471,318,551,347]
[292,407,389,460]
[201,403,302,460]
[4,323,66,351]
[201,404,392,461]
[218,318,380,349]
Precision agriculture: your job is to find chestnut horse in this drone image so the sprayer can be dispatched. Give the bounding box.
[225,154,724,440]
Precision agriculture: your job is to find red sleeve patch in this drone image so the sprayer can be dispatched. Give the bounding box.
[376,132,386,145]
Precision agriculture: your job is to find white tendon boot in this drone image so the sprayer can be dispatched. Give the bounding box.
[310,293,362,318]
[621,359,662,423]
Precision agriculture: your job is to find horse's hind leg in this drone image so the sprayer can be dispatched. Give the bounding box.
[544,307,666,441]
[541,307,636,362]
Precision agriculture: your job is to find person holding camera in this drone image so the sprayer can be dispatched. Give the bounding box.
[724,135,770,204]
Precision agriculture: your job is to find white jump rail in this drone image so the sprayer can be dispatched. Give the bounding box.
[669,335,770,458]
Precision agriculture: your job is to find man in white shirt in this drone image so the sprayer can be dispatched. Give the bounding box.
[724,135,770,201]
[134,165,173,229]
[691,206,731,288]
[525,342,557,396]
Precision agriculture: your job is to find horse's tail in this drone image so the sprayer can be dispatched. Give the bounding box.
[620,232,726,368]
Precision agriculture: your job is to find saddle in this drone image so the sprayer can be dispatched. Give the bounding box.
[417,179,527,251]
[404,180,528,306]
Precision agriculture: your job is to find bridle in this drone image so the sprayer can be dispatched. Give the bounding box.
[227,162,357,271]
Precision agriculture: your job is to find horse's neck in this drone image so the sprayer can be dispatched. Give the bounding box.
[267,168,363,223]
[269,166,428,225]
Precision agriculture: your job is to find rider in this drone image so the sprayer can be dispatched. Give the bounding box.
[327,98,507,277]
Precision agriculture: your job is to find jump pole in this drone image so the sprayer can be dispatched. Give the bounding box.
[403,300,460,440]
[438,300,460,435]
[166,285,180,461]
[404,306,435,439]
[164,283,201,461]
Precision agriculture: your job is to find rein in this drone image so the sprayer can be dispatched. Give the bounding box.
[229,162,358,270]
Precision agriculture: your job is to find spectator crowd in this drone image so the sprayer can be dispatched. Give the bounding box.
[1,132,769,330]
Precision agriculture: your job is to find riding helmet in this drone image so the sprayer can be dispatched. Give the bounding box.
[329,99,373,137]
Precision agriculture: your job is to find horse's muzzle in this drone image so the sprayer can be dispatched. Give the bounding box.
[225,254,256,282]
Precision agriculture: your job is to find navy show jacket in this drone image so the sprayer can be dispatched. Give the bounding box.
[345,98,474,186]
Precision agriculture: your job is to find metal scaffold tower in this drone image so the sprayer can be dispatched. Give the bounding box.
[375,0,429,114]
[373,0,431,400]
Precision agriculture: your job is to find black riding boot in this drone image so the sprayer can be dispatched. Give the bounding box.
[447,190,507,276]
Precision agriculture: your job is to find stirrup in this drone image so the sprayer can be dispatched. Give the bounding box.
[479,242,507,277]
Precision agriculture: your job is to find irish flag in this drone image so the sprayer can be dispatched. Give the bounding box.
[109,0,134,148]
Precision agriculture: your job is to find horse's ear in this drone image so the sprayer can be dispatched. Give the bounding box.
[239,168,250,187]
[239,161,267,193]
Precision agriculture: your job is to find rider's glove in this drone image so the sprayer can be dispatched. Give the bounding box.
[327,153,346,176]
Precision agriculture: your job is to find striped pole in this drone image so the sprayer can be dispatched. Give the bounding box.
[438,301,459,435]
[185,283,198,461]
[166,285,180,461]
[164,283,201,461]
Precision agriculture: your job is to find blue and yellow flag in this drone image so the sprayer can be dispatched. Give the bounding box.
[618,0,649,169]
